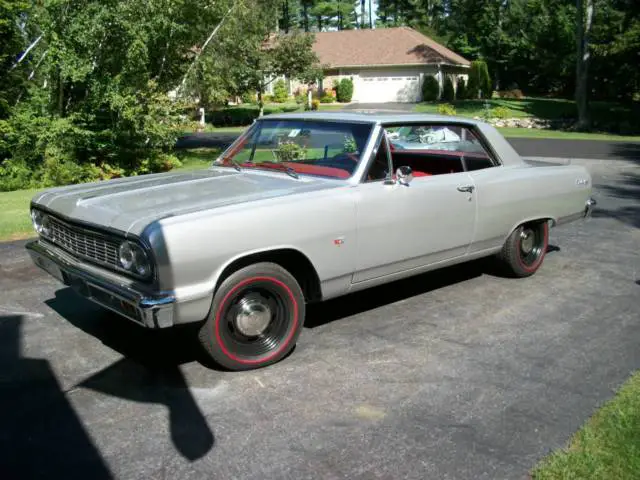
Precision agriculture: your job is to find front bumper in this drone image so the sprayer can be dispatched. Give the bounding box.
[26,240,176,328]
[584,197,597,218]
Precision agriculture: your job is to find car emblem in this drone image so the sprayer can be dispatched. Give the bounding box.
[334,237,345,246]
[576,178,589,186]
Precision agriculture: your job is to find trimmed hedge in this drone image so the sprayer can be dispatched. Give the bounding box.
[336,78,354,103]
[443,77,455,102]
[207,104,300,127]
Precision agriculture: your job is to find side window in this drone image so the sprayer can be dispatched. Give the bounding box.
[385,123,498,176]
[363,133,391,182]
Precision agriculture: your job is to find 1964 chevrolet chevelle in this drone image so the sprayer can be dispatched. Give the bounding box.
[27,112,596,370]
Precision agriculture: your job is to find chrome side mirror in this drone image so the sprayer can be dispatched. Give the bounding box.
[396,166,413,186]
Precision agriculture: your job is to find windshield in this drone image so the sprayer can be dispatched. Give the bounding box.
[215,119,374,179]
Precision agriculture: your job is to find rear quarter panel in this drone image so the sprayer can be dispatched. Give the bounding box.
[468,164,592,252]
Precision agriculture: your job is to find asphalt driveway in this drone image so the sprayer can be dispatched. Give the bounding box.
[1,162,639,479]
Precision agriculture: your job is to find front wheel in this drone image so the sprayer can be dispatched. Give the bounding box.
[496,221,549,278]
[198,262,305,371]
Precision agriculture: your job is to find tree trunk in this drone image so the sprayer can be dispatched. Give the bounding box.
[258,88,264,117]
[361,0,366,28]
[369,0,373,28]
[575,0,593,130]
[303,3,309,31]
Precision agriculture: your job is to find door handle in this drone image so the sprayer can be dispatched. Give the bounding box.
[457,185,475,193]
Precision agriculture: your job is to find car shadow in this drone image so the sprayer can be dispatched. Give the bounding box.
[45,290,216,460]
[304,250,561,329]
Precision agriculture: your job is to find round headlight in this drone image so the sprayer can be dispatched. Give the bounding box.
[118,241,151,277]
[118,242,136,270]
[40,214,51,237]
[31,209,44,233]
[31,209,50,236]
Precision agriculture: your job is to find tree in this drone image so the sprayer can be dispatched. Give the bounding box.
[203,1,320,116]
[575,0,593,129]
[467,60,492,98]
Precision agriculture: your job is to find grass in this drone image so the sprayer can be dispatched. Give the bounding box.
[532,371,640,480]
[0,188,41,241]
[414,97,640,141]
[0,150,222,242]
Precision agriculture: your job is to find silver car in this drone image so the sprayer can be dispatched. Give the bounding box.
[26,112,596,370]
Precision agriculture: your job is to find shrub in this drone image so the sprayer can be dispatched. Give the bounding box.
[497,89,524,99]
[490,106,510,119]
[311,99,320,110]
[442,77,455,102]
[241,91,257,104]
[422,76,439,102]
[336,78,354,103]
[456,77,467,100]
[294,94,307,104]
[274,141,307,162]
[320,95,335,103]
[272,79,289,103]
[467,60,492,99]
[437,103,457,116]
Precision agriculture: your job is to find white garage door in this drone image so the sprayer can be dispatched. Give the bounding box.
[354,71,422,103]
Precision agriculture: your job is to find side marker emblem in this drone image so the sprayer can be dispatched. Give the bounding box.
[334,238,345,246]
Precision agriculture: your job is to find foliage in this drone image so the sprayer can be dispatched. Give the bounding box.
[343,135,357,153]
[311,99,320,110]
[496,89,524,99]
[272,79,290,103]
[490,106,510,119]
[443,77,455,102]
[437,103,457,116]
[208,103,300,127]
[295,94,307,104]
[336,78,354,102]
[467,60,492,99]
[456,77,467,100]
[274,140,307,161]
[422,76,440,102]
[320,94,336,103]
[1,0,235,191]
[241,91,257,104]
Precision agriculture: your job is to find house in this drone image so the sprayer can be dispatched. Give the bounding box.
[269,27,471,104]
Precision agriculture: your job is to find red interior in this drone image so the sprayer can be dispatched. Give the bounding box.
[240,162,351,178]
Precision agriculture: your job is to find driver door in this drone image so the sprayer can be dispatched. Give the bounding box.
[353,130,477,283]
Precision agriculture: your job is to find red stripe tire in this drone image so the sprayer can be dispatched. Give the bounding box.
[497,221,549,278]
[198,262,305,371]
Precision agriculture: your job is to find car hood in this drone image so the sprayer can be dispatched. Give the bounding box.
[32,167,340,236]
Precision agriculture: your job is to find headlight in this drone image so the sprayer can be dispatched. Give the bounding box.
[118,241,151,277]
[31,209,51,236]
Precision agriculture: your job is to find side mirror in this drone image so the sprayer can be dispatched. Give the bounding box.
[396,166,413,186]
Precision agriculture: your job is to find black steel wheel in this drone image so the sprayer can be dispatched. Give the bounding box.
[497,221,549,278]
[198,262,305,371]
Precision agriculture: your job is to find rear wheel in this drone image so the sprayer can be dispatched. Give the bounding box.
[198,262,305,371]
[497,221,549,277]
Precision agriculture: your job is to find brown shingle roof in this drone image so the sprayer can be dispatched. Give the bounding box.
[312,27,470,68]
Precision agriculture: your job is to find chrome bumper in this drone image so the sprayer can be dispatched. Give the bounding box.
[26,240,176,329]
[584,197,597,218]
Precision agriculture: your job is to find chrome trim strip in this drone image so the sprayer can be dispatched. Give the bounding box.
[26,240,175,328]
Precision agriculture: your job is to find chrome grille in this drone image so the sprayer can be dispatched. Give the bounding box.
[48,216,120,269]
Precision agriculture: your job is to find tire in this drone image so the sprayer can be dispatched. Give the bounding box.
[497,221,549,278]
[198,262,305,371]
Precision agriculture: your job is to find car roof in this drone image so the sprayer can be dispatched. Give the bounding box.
[261,111,486,126]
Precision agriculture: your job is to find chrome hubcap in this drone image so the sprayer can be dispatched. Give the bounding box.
[520,229,534,254]
[235,295,272,337]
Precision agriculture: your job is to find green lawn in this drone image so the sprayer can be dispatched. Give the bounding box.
[0,151,221,242]
[0,188,41,241]
[533,371,640,479]
[414,97,640,141]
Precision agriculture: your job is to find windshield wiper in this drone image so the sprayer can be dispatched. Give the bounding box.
[258,161,299,179]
